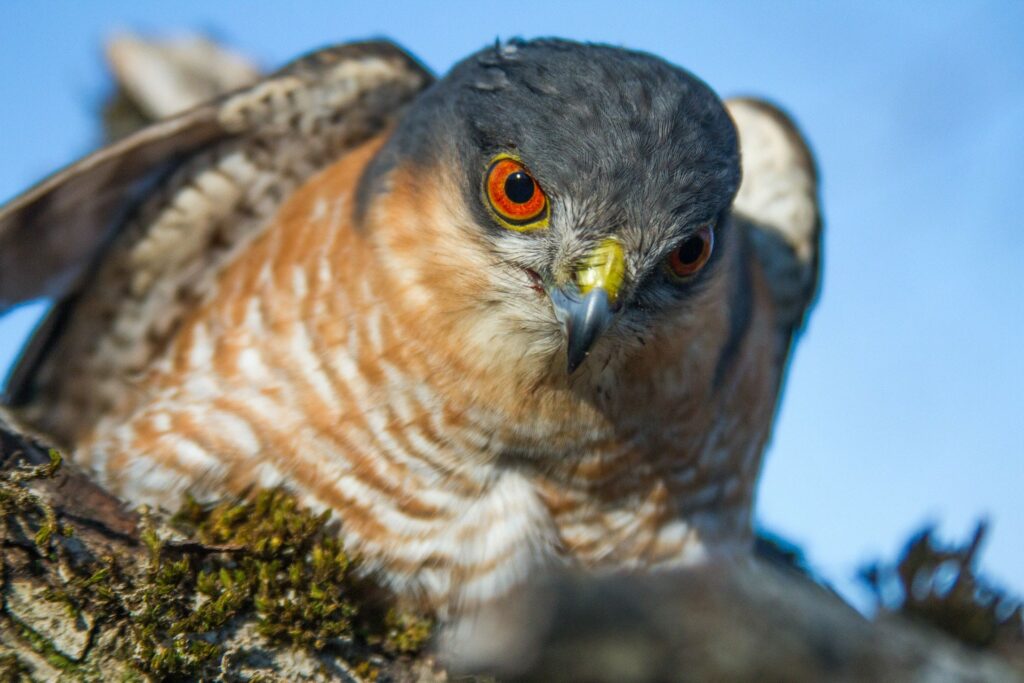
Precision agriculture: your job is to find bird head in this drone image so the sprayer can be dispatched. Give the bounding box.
[357,39,741,395]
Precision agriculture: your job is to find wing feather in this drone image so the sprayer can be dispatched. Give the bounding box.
[726,97,822,342]
[0,109,222,310]
[0,41,431,313]
[1,41,433,421]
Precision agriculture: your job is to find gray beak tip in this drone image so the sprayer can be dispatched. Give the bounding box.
[557,288,614,375]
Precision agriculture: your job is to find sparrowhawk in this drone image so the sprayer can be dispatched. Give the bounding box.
[0,39,820,614]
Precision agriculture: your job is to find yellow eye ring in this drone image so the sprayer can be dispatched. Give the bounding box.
[483,155,550,231]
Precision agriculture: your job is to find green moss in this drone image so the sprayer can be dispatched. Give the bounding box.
[382,608,434,655]
[10,621,87,677]
[118,489,434,678]
[0,449,94,570]
[169,491,356,645]
[1,446,433,680]
[0,450,63,553]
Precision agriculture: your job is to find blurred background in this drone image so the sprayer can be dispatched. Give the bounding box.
[0,1,1020,609]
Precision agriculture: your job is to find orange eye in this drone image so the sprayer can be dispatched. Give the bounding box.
[666,225,714,279]
[484,156,549,230]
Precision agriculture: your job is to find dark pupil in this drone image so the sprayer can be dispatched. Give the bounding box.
[677,235,705,264]
[504,172,535,204]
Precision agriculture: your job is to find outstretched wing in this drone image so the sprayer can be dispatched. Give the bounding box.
[0,41,431,313]
[0,109,222,311]
[1,41,433,434]
[725,97,821,348]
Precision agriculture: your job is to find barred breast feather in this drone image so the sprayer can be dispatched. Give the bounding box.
[0,42,820,613]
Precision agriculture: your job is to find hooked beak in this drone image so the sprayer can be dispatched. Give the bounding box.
[548,238,626,374]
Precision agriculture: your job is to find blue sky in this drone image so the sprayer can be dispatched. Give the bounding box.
[0,2,1021,607]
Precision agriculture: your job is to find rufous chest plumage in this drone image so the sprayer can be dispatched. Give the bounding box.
[1,39,820,615]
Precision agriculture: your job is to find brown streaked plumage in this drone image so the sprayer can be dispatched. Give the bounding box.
[0,39,820,615]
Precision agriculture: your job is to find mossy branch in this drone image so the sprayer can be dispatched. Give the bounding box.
[0,408,436,681]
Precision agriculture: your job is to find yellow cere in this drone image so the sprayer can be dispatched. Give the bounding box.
[575,237,626,302]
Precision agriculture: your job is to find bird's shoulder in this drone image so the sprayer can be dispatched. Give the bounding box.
[2,40,433,413]
[725,97,821,345]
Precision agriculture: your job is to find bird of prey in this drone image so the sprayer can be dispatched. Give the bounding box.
[0,39,820,615]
